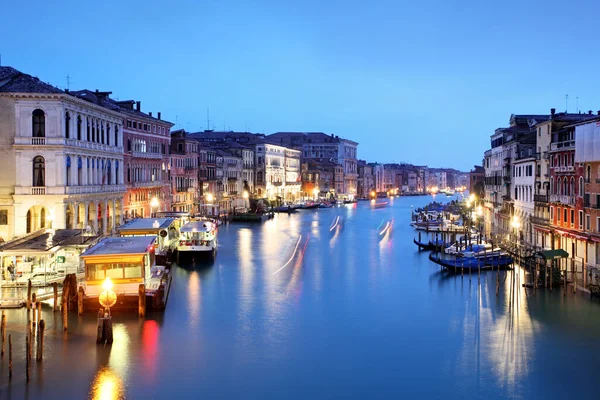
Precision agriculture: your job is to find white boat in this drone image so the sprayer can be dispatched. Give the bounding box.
[117,218,182,263]
[177,220,218,261]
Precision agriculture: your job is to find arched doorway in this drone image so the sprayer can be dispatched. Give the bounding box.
[25,205,48,233]
[107,201,113,232]
[26,209,32,233]
[66,204,74,229]
[77,203,85,229]
[98,203,104,235]
[88,202,96,232]
[115,199,122,227]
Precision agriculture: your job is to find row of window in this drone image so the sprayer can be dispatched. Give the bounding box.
[513,165,534,177]
[126,119,168,135]
[33,109,121,147]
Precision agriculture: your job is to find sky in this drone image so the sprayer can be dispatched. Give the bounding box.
[2,0,600,171]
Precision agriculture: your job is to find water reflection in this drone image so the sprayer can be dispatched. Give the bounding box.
[89,366,125,400]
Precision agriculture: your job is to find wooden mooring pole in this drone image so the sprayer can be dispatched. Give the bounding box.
[1,311,5,357]
[139,284,146,317]
[36,320,45,361]
[78,287,84,315]
[8,334,12,379]
[53,282,58,311]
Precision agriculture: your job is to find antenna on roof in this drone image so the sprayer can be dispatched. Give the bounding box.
[565,94,568,113]
[66,74,72,90]
[576,96,579,113]
[206,108,210,130]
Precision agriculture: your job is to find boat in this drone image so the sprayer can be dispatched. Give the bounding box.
[444,242,499,256]
[79,236,171,312]
[299,202,320,210]
[371,201,388,209]
[343,199,357,204]
[413,238,450,252]
[231,212,274,221]
[318,202,333,208]
[117,218,182,265]
[429,252,513,271]
[274,205,297,213]
[177,220,218,261]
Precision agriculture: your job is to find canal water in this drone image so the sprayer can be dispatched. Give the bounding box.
[1,196,599,399]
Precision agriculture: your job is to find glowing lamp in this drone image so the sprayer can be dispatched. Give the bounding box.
[243,191,249,199]
[102,277,113,291]
[206,193,214,203]
[150,197,159,208]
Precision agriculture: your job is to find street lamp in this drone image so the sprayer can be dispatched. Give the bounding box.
[99,277,117,313]
[206,193,214,203]
[150,197,159,218]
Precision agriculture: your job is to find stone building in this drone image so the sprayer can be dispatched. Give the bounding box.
[0,67,125,240]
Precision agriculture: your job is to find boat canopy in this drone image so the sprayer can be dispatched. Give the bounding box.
[535,249,569,260]
[117,218,176,235]
[82,236,156,258]
[180,221,215,233]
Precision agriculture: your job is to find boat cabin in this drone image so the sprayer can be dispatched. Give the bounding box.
[178,221,218,259]
[117,218,180,262]
[80,236,157,299]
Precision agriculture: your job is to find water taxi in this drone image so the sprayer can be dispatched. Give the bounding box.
[117,218,182,264]
[177,220,218,262]
[79,236,171,311]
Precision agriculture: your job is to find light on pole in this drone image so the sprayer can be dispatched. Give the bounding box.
[150,197,159,218]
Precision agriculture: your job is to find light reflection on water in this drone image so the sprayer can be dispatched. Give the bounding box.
[3,196,600,399]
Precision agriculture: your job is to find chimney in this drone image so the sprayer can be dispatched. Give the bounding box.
[149,112,153,117]
[589,110,592,115]
[550,108,555,116]
[158,112,161,120]
[597,110,600,116]
[136,101,141,111]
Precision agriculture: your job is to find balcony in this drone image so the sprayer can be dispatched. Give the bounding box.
[227,177,238,182]
[550,140,575,151]
[534,194,548,203]
[13,137,123,154]
[531,216,550,225]
[15,184,126,196]
[550,194,575,205]
[131,151,163,160]
[131,180,164,188]
[503,176,511,183]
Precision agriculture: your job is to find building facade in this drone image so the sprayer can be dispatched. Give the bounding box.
[0,67,125,239]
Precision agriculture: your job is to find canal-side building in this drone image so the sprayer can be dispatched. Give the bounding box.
[469,165,484,197]
[357,160,374,198]
[512,136,536,245]
[170,129,198,213]
[0,67,125,239]
[267,132,359,198]
[71,92,174,220]
[575,117,600,278]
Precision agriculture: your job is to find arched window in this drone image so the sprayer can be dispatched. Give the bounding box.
[65,112,71,138]
[101,122,105,144]
[33,156,45,187]
[66,156,71,186]
[26,210,32,233]
[106,160,112,185]
[579,176,584,197]
[127,139,131,152]
[550,177,554,194]
[571,177,575,197]
[40,208,45,228]
[87,117,91,141]
[78,157,83,185]
[114,126,119,147]
[127,164,131,183]
[32,109,45,137]
[77,115,82,140]
[587,165,591,182]
[115,161,119,185]
[107,124,111,145]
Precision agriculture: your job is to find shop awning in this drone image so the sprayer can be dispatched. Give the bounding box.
[536,249,569,260]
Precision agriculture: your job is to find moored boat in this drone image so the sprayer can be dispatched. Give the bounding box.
[177,220,218,262]
[117,218,182,265]
[79,236,171,312]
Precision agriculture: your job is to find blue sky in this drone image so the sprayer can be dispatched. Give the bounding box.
[2,0,600,170]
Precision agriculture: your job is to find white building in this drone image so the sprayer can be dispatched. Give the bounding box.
[0,67,125,240]
[513,146,536,245]
[284,148,301,201]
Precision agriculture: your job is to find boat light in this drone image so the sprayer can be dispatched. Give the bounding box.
[102,277,113,292]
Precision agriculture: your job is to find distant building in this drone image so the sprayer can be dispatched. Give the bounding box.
[469,165,484,196]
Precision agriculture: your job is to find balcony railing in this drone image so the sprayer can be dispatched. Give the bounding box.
[31,187,45,195]
[131,151,163,159]
[531,216,550,225]
[131,180,164,188]
[550,140,575,151]
[16,184,126,195]
[549,194,575,205]
[14,137,123,153]
[534,194,548,203]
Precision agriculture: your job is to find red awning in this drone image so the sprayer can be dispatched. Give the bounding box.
[554,228,589,241]
[534,226,552,233]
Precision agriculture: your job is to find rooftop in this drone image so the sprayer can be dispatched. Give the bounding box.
[82,236,156,257]
[117,218,176,233]
[0,229,98,253]
[0,66,65,94]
